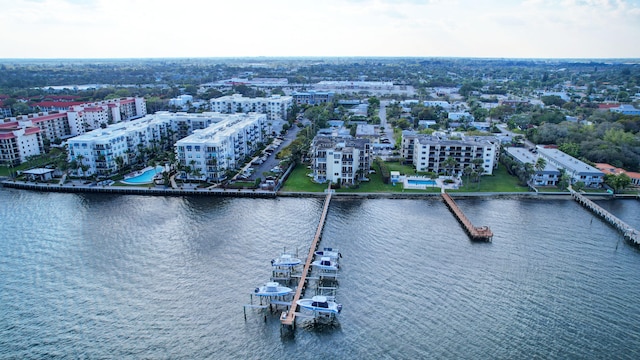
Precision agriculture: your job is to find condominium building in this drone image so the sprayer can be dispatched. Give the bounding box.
[209,94,292,121]
[174,113,267,182]
[535,145,604,187]
[504,147,560,186]
[67,115,171,177]
[3,97,148,153]
[0,122,44,166]
[401,131,499,175]
[311,135,372,185]
[65,111,252,177]
[10,112,72,142]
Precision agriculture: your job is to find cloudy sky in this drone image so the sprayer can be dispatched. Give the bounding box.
[1,0,639,59]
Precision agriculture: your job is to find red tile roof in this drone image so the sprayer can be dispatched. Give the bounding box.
[33,101,85,108]
[0,132,16,139]
[24,127,41,135]
[28,113,68,123]
[0,121,19,129]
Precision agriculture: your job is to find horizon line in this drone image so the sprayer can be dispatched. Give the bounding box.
[1,56,639,62]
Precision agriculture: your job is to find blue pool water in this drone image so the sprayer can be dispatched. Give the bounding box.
[407,179,436,186]
[122,166,164,184]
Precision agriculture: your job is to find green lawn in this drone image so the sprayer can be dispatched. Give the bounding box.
[449,165,530,193]
[280,164,327,192]
[281,162,440,193]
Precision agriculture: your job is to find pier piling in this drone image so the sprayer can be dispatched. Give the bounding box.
[281,186,333,328]
[570,189,640,245]
[442,193,493,241]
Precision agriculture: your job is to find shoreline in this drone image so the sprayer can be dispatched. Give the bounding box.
[2,179,636,200]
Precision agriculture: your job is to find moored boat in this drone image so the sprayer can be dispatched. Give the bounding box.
[271,253,302,267]
[254,282,293,297]
[314,247,341,259]
[311,256,339,271]
[296,295,342,314]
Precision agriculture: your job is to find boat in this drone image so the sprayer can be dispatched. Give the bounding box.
[296,295,342,314]
[271,253,302,267]
[254,282,292,297]
[311,256,339,271]
[314,247,341,259]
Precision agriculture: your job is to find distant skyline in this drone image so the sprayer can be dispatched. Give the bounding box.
[1,0,640,59]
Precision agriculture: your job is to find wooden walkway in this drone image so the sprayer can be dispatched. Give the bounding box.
[280,186,333,327]
[571,189,640,245]
[442,193,493,241]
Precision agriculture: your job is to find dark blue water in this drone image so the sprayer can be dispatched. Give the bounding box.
[1,188,639,359]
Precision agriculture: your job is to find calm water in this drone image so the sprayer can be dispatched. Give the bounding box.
[1,188,640,359]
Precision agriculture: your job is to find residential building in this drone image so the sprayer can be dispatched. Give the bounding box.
[504,147,560,186]
[209,94,292,121]
[401,131,499,175]
[169,95,194,110]
[424,100,451,110]
[610,104,640,116]
[3,97,148,145]
[0,122,44,166]
[595,163,640,187]
[11,112,72,142]
[67,115,171,177]
[291,91,334,105]
[174,113,266,182]
[355,124,379,142]
[311,135,371,185]
[536,145,604,187]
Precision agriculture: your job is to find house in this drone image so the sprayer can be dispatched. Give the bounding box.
[595,163,640,187]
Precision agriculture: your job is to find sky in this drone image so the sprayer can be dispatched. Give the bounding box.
[1,0,639,59]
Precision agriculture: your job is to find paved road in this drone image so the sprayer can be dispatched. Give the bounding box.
[242,125,301,182]
[379,100,394,140]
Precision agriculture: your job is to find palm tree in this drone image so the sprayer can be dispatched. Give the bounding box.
[75,154,85,178]
[534,157,547,185]
[463,165,473,186]
[442,156,458,179]
[471,158,484,185]
[189,160,196,181]
[523,162,535,185]
[115,156,125,175]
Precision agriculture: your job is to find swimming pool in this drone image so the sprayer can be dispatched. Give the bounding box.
[407,179,436,186]
[122,166,164,184]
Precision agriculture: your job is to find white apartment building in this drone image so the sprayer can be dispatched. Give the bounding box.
[169,95,194,108]
[311,136,372,185]
[0,123,44,166]
[67,115,171,177]
[65,111,247,177]
[402,131,499,175]
[174,113,267,182]
[209,94,292,121]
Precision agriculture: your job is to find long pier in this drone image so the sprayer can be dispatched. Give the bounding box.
[571,189,640,245]
[442,193,493,241]
[280,186,333,327]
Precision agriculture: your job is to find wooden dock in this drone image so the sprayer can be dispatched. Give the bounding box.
[442,193,493,241]
[571,189,640,245]
[280,187,333,327]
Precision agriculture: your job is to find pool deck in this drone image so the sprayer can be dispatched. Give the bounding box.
[403,176,461,191]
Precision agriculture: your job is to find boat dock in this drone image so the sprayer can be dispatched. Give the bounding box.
[442,193,493,241]
[571,189,640,245]
[280,187,333,328]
